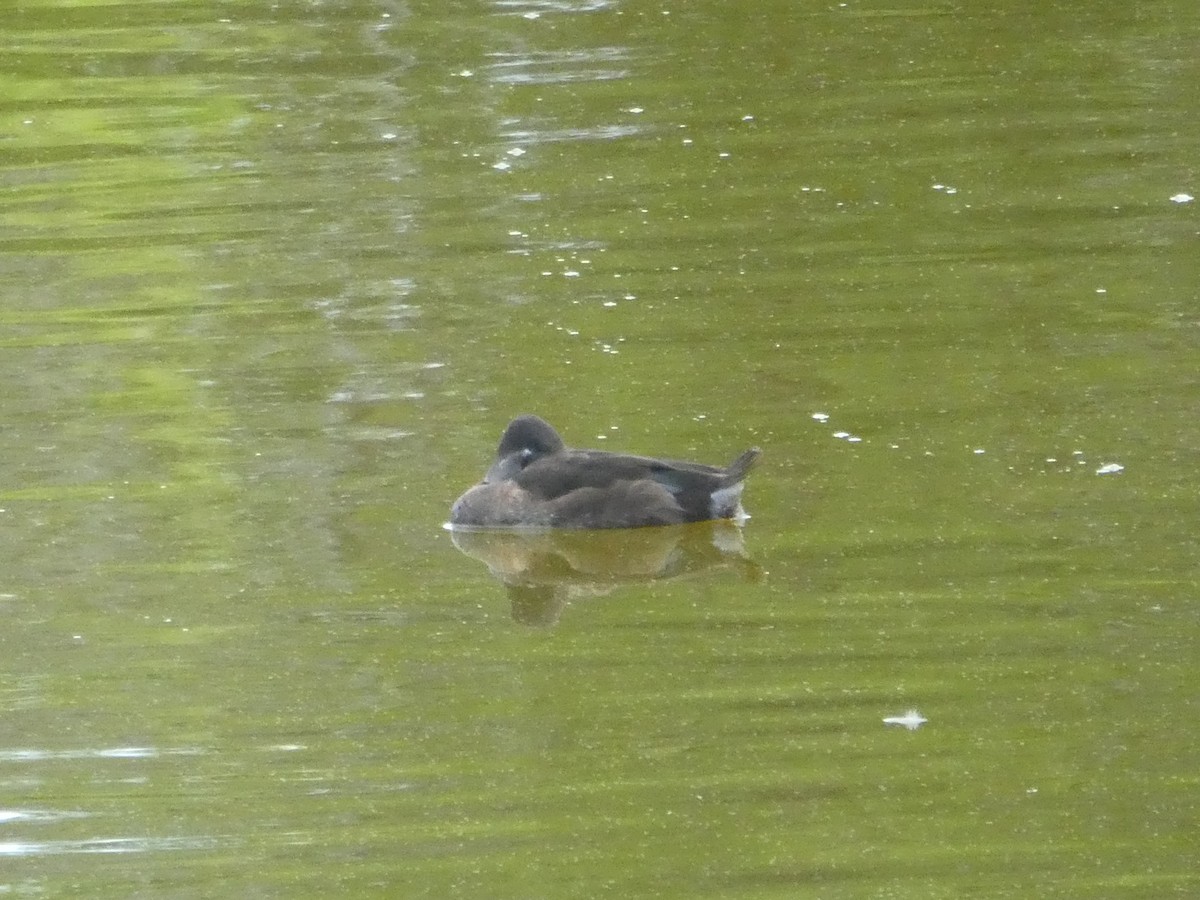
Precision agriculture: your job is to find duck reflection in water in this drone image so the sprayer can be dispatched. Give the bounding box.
[449,522,763,626]
[447,415,762,624]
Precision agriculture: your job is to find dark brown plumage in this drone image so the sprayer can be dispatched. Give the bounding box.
[450,415,760,529]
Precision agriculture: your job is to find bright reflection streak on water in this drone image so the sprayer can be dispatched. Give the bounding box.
[0,836,221,856]
[0,747,205,762]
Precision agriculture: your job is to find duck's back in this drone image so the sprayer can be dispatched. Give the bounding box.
[514,450,725,500]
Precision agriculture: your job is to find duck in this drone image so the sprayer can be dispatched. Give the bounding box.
[449,414,760,529]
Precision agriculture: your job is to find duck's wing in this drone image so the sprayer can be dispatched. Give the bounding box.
[646,448,760,494]
[514,450,676,499]
[516,448,759,500]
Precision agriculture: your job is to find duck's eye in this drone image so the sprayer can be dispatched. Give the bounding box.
[519,448,535,468]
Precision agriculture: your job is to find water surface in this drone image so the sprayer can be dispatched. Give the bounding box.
[2,0,1197,896]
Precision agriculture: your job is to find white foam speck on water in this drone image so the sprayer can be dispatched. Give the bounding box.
[883,710,928,730]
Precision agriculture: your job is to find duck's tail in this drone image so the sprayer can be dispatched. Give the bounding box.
[723,447,761,484]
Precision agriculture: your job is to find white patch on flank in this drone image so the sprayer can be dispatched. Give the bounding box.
[709,483,745,519]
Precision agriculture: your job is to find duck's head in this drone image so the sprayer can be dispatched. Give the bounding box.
[484,415,566,483]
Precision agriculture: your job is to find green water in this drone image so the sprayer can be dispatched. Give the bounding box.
[2,0,1197,896]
